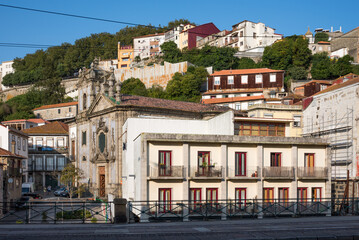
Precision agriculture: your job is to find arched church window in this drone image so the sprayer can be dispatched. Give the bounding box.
[99,132,106,153]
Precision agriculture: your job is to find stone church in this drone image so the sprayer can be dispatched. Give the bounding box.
[68,59,234,199]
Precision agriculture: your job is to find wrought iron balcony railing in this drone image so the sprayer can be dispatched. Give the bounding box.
[263,167,294,179]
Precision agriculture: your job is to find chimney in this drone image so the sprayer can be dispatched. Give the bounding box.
[331,26,333,32]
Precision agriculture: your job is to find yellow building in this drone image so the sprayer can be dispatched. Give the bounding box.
[117,42,134,70]
[178,24,196,50]
[245,103,303,137]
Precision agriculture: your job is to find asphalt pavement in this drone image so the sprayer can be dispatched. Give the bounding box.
[1,215,359,239]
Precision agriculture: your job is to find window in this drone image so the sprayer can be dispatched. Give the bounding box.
[28,138,33,148]
[159,188,171,212]
[69,107,72,112]
[57,157,65,170]
[210,96,216,99]
[238,122,285,137]
[46,157,54,171]
[206,188,218,207]
[312,188,321,202]
[298,188,307,203]
[83,93,87,110]
[198,152,210,176]
[58,109,61,114]
[253,32,257,39]
[235,188,246,210]
[305,153,315,167]
[270,153,282,167]
[227,76,234,85]
[17,137,21,150]
[240,41,243,46]
[264,113,273,118]
[263,188,274,204]
[190,188,201,210]
[278,188,289,206]
[159,151,171,176]
[82,156,86,162]
[293,115,301,127]
[235,152,246,176]
[99,132,106,153]
[22,139,26,151]
[241,75,248,84]
[255,74,262,84]
[35,157,43,171]
[214,77,220,85]
[270,73,276,82]
[235,104,241,110]
[82,131,87,145]
[57,138,64,147]
[36,139,43,149]
[240,31,243,37]
[47,138,54,148]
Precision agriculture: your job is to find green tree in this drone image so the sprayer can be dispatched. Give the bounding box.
[121,78,148,96]
[315,32,329,43]
[353,65,359,75]
[161,41,182,63]
[237,57,258,69]
[147,84,166,98]
[311,52,332,79]
[331,55,353,77]
[287,66,307,80]
[60,164,84,199]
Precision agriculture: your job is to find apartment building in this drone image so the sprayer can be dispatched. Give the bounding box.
[122,116,330,221]
[22,122,69,188]
[133,33,165,59]
[165,24,186,47]
[0,60,14,90]
[202,68,285,110]
[33,102,78,122]
[178,23,220,50]
[117,43,134,69]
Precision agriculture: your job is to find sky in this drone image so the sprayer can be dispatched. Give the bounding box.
[0,0,358,63]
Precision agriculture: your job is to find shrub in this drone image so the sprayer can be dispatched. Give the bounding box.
[56,210,91,220]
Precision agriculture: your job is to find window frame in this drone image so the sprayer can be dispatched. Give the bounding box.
[235,152,246,176]
[255,74,263,84]
[227,76,234,85]
[270,152,282,167]
[270,73,276,83]
[235,188,246,210]
[159,151,172,176]
[305,153,315,167]
[82,131,87,146]
[312,187,322,202]
[214,77,221,85]
[159,188,172,212]
[241,75,248,84]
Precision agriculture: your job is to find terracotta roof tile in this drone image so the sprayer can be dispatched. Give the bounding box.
[110,95,231,113]
[211,68,284,76]
[0,147,26,159]
[202,95,264,104]
[313,77,359,96]
[22,121,69,135]
[33,102,78,111]
[317,41,330,44]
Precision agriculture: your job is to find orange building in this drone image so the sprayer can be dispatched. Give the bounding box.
[117,42,134,70]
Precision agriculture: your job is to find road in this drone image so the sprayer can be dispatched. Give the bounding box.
[1,215,359,239]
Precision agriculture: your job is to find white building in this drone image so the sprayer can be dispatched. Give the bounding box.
[133,33,165,59]
[165,24,185,47]
[0,124,28,182]
[0,60,14,90]
[122,114,330,221]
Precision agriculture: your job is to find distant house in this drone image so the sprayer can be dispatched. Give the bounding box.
[1,119,48,131]
[22,121,69,189]
[117,43,134,70]
[293,80,332,97]
[178,23,220,50]
[33,102,78,122]
[133,33,165,59]
[202,68,285,110]
[331,26,359,62]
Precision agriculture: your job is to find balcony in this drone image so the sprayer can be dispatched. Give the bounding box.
[190,166,223,179]
[149,166,184,180]
[227,167,260,180]
[263,167,294,180]
[297,167,328,180]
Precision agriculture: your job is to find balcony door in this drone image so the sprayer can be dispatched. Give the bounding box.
[159,188,171,212]
[263,188,274,204]
[270,153,282,167]
[235,188,246,210]
[312,188,321,202]
[198,152,210,176]
[305,153,315,167]
[206,188,218,206]
[235,152,246,176]
[159,151,171,176]
[190,188,201,210]
[278,188,289,206]
[297,187,307,202]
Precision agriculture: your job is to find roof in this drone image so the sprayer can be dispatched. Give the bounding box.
[2,118,48,124]
[110,95,232,114]
[202,95,264,104]
[133,33,165,39]
[210,68,284,76]
[313,76,359,96]
[33,102,78,111]
[305,27,313,36]
[0,147,26,159]
[317,41,330,44]
[22,121,69,135]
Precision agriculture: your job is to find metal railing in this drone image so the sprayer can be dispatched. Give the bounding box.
[190,166,223,178]
[128,198,359,223]
[227,167,260,178]
[297,167,328,179]
[149,166,184,178]
[0,201,113,224]
[263,167,294,179]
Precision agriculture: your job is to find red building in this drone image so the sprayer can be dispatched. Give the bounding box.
[186,23,220,50]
